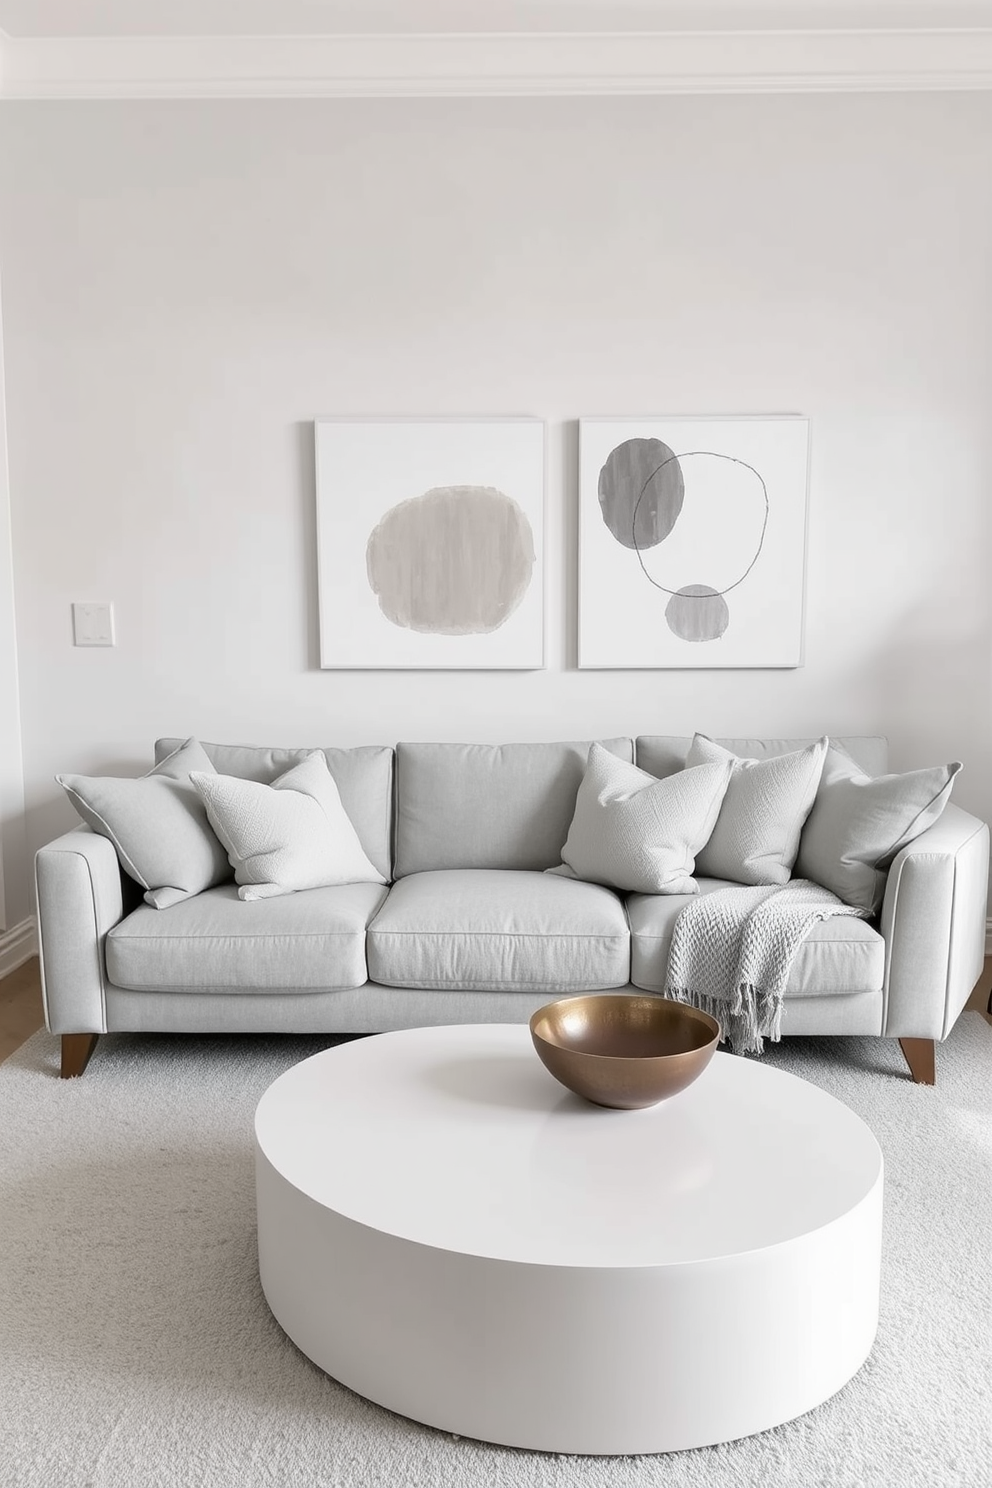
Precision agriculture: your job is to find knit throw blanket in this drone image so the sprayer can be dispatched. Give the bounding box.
[664,881,871,1056]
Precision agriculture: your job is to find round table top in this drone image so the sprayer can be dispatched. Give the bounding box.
[254,1024,882,1269]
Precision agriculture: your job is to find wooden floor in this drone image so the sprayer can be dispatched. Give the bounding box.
[0,958,45,1064]
[2,954,991,1068]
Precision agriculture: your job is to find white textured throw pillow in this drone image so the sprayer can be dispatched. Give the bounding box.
[551,743,733,894]
[191,752,387,901]
[796,745,961,914]
[57,737,231,909]
[686,734,828,886]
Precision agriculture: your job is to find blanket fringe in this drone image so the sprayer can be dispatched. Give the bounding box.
[666,984,781,1057]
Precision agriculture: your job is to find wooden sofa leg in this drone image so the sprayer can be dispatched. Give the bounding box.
[898,1038,935,1085]
[60,1033,99,1079]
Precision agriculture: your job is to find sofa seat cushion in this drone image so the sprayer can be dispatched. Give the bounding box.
[106,882,388,993]
[627,880,884,998]
[367,869,630,992]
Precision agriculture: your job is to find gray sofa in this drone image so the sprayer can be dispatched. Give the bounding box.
[35,734,990,1083]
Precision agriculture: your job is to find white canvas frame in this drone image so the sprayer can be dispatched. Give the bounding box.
[315,418,545,670]
[577,415,810,669]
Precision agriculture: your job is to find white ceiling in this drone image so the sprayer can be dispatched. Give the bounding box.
[2,0,992,95]
[3,2,992,36]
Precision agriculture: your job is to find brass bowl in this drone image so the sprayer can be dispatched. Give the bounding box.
[529,994,721,1110]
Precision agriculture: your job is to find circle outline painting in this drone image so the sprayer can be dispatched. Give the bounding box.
[627,449,769,644]
[629,451,769,600]
[577,417,810,670]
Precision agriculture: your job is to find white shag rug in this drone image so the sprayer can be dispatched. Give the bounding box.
[1,1018,990,1488]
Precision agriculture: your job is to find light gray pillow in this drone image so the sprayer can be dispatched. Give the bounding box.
[57,737,231,909]
[550,743,733,895]
[686,733,827,886]
[796,745,962,913]
[191,751,387,901]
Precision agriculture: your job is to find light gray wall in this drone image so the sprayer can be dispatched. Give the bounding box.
[0,273,28,931]
[0,96,990,917]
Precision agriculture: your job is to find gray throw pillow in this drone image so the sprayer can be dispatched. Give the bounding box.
[686,734,827,886]
[191,752,387,901]
[550,743,733,895]
[57,737,231,909]
[796,744,962,914]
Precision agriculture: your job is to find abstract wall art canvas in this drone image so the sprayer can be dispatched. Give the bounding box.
[577,416,810,668]
[315,419,545,669]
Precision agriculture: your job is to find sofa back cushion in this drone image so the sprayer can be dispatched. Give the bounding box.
[155,739,394,880]
[636,735,888,781]
[394,739,634,877]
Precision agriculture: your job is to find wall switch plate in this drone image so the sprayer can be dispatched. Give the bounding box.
[72,602,115,647]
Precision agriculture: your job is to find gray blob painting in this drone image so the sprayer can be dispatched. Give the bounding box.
[598,442,768,645]
[598,438,684,550]
[664,584,731,643]
[366,485,535,635]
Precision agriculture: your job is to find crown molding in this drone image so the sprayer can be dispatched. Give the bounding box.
[3,27,992,98]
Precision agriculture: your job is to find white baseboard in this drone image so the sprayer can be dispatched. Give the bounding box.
[0,917,38,980]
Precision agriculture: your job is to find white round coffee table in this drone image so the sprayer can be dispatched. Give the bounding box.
[254,1024,883,1455]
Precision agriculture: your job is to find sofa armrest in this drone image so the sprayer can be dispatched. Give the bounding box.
[35,828,126,1035]
[879,804,990,1040]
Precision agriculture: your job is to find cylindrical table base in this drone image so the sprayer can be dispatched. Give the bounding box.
[257,1149,882,1456]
